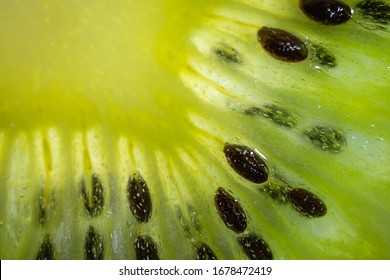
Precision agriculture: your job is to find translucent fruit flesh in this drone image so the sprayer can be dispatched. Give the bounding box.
[0,0,389,259]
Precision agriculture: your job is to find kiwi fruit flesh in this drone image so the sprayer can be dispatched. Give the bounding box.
[0,0,389,260]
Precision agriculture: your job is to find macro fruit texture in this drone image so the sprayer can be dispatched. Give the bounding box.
[0,0,389,260]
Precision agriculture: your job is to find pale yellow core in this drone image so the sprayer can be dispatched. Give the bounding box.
[0,0,222,147]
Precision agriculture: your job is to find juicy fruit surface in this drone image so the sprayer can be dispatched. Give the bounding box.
[0,0,389,259]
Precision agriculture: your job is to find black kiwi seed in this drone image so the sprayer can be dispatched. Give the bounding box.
[303,126,347,153]
[195,243,218,260]
[257,27,308,62]
[224,143,269,183]
[288,188,327,217]
[244,105,297,128]
[85,225,104,260]
[355,1,390,24]
[36,235,54,260]
[215,187,247,233]
[38,192,47,225]
[81,174,104,217]
[238,234,273,260]
[134,235,160,260]
[127,173,152,223]
[299,0,352,25]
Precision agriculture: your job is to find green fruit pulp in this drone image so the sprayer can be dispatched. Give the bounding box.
[0,0,389,259]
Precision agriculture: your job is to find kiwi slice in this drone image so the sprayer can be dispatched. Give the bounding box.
[0,0,389,260]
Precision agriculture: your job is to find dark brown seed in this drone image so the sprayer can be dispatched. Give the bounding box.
[239,234,273,260]
[356,1,390,24]
[257,27,308,62]
[224,143,269,183]
[38,192,47,225]
[288,188,327,217]
[196,243,218,260]
[215,187,247,233]
[81,174,104,217]
[134,235,159,260]
[300,0,352,25]
[85,225,104,260]
[36,235,54,260]
[127,173,152,223]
